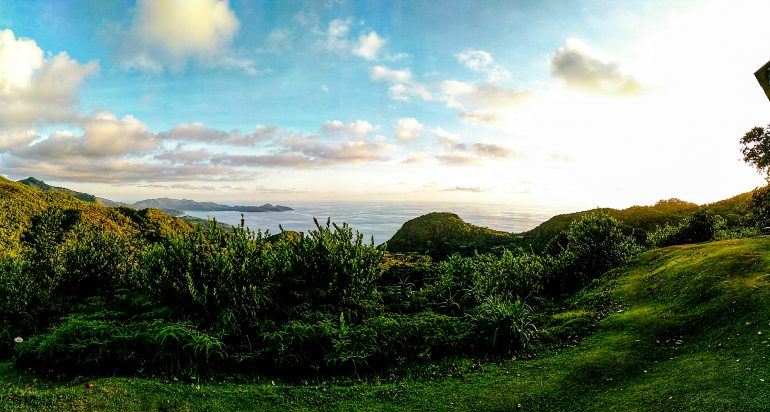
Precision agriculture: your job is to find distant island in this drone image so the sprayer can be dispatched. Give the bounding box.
[17,177,292,214]
[131,198,292,213]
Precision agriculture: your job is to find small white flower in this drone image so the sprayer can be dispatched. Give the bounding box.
[13,337,23,343]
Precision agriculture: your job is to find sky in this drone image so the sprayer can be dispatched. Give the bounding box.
[0,0,769,209]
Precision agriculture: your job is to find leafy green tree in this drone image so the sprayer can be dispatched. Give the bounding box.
[740,125,770,181]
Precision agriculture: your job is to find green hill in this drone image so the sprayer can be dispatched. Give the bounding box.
[523,195,752,251]
[4,236,769,410]
[17,177,97,203]
[521,198,699,250]
[0,177,191,257]
[385,212,522,259]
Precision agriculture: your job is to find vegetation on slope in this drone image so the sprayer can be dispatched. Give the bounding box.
[3,236,769,410]
[385,212,522,259]
[1,175,649,381]
[16,177,98,204]
[385,193,754,258]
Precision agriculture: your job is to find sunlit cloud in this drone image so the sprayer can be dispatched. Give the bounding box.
[550,38,643,96]
[118,0,253,74]
[394,118,423,142]
[0,29,98,126]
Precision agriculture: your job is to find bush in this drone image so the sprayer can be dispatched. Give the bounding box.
[545,211,639,295]
[0,257,37,358]
[140,219,279,332]
[273,218,384,320]
[378,254,435,314]
[16,312,225,377]
[56,225,138,299]
[648,210,726,247]
[745,185,770,228]
[467,297,537,354]
[330,312,471,371]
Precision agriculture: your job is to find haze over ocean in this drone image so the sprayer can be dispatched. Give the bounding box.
[185,202,561,244]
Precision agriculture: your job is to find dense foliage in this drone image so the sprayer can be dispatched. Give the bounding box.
[0,176,759,381]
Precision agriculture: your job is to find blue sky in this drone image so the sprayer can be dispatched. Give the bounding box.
[0,0,768,207]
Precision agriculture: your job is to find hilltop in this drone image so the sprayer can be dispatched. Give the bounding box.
[385,212,522,259]
[16,177,98,204]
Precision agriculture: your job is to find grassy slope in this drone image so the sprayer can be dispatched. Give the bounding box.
[3,236,770,410]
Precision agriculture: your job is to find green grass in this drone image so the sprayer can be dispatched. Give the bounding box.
[3,237,770,410]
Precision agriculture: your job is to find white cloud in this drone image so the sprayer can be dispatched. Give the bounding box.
[440,80,530,125]
[455,49,511,82]
[0,129,36,151]
[323,120,374,137]
[394,118,423,142]
[353,31,385,60]
[119,0,252,73]
[320,18,386,61]
[159,122,281,145]
[370,66,432,101]
[433,127,461,148]
[550,38,643,95]
[0,29,98,126]
[14,112,157,159]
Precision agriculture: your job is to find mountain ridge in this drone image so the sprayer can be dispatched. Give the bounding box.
[16,177,292,213]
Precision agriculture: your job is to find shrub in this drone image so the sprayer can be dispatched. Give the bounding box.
[330,312,471,371]
[378,254,435,314]
[745,185,770,228]
[0,257,36,358]
[545,211,639,295]
[274,218,384,320]
[56,225,138,299]
[648,210,726,247]
[15,312,225,377]
[139,219,278,331]
[467,297,537,353]
[258,316,338,373]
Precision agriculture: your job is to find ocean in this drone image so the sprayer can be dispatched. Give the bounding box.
[184,202,561,245]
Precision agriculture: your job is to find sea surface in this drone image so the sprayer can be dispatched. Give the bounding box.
[184,202,561,245]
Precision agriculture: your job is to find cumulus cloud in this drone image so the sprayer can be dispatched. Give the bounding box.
[433,127,461,149]
[119,0,253,73]
[455,49,510,82]
[436,154,477,165]
[402,154,427,164]
[429,125,516,165]
[0,129,37,152]
[440,80,530,125]
[394,118,423,142]
[322,120,374,137]
[158,122,282,146]
[13,112,157,160]
[550,38,643,95]
[0,29,98,126]
[370,66,432,101]
[320,18,385,60]
[1,156,252,183]
[209,138,393,168]
[471,142,515,158]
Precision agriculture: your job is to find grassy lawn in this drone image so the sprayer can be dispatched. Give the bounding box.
[3,237,770,411]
